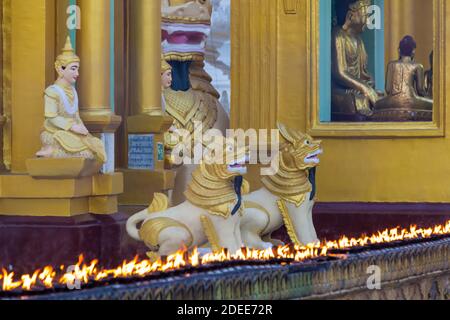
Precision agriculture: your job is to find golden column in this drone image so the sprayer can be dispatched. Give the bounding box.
[119,0,174,205]
[77,0,121,133]
[129,0,163,119]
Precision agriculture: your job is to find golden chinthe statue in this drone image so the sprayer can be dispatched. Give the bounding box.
[127,136,249,259]
[374,36,433,122]
[36,37,107,163]
[241,124,323,249]
[331,0,379,122]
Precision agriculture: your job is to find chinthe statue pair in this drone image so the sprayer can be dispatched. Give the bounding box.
[127,123,323,260]
[331,0,433,122]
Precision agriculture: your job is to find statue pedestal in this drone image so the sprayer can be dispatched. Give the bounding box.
[372,109,433,122]
[118,114,175,205]
[26,158,103,178]
[0,158,123,217]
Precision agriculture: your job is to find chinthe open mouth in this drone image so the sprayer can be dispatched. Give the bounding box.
[227,155,249,172]
[161,23,210,54]
[305,150,323,163]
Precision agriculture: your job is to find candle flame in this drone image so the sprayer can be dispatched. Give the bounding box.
[1,220,449,293]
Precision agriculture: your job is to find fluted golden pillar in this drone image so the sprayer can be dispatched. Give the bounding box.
[129,0,161,117]
[77,0,121,133]
[120,0,174,206]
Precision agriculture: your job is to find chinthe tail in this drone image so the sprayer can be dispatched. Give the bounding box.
[126,193,169,241]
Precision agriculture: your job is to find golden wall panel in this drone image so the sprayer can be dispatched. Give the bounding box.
[277,0,308,132]
[231,0,278,130]
[10,0,55,173]
[310,0,450,202]
[233,0,450,203]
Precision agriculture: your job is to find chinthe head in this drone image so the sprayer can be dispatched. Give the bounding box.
[277,123,323,171]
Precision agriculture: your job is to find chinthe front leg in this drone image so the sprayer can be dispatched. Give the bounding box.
[202,214,242,254]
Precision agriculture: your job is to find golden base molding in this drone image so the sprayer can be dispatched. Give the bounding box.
[0,196,118,217]
[89,195,119,215]
[118,169,175,206]
[127,114,174,134]
[0,172,122,198]
[26,158,103,179]
[79,110,122,134]
[0,172,123,217]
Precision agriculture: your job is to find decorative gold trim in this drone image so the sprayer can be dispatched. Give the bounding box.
[283,0,298,14]
[139,217,194,250]
[277,199,302,246]
[200,215,221,252]
[306,0,446,138]
[162,16,211,25]
[2,0,11,170]
[261,153,311,207]
[148,193,169,213]
[244,201,271,235]
[146,251,160,263]
[163,52,204,62]
[185,163,245,219]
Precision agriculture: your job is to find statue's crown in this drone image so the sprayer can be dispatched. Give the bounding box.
[55,36,80,68]
[349,0,370,11]
[161,54,172,74]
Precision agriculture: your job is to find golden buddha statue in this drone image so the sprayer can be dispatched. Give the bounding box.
[331,0,379,122]
[374,36,433,122]
[36,37,107,163]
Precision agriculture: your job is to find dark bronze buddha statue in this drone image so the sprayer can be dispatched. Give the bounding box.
[424,50,433,98]
[373,36,433,122]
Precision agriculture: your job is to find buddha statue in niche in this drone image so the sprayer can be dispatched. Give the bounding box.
[36,37,107,163]
[331,0,379,122]
[373,36,433,122]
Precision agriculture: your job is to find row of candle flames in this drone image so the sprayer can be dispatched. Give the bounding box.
[1,220,449,293]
